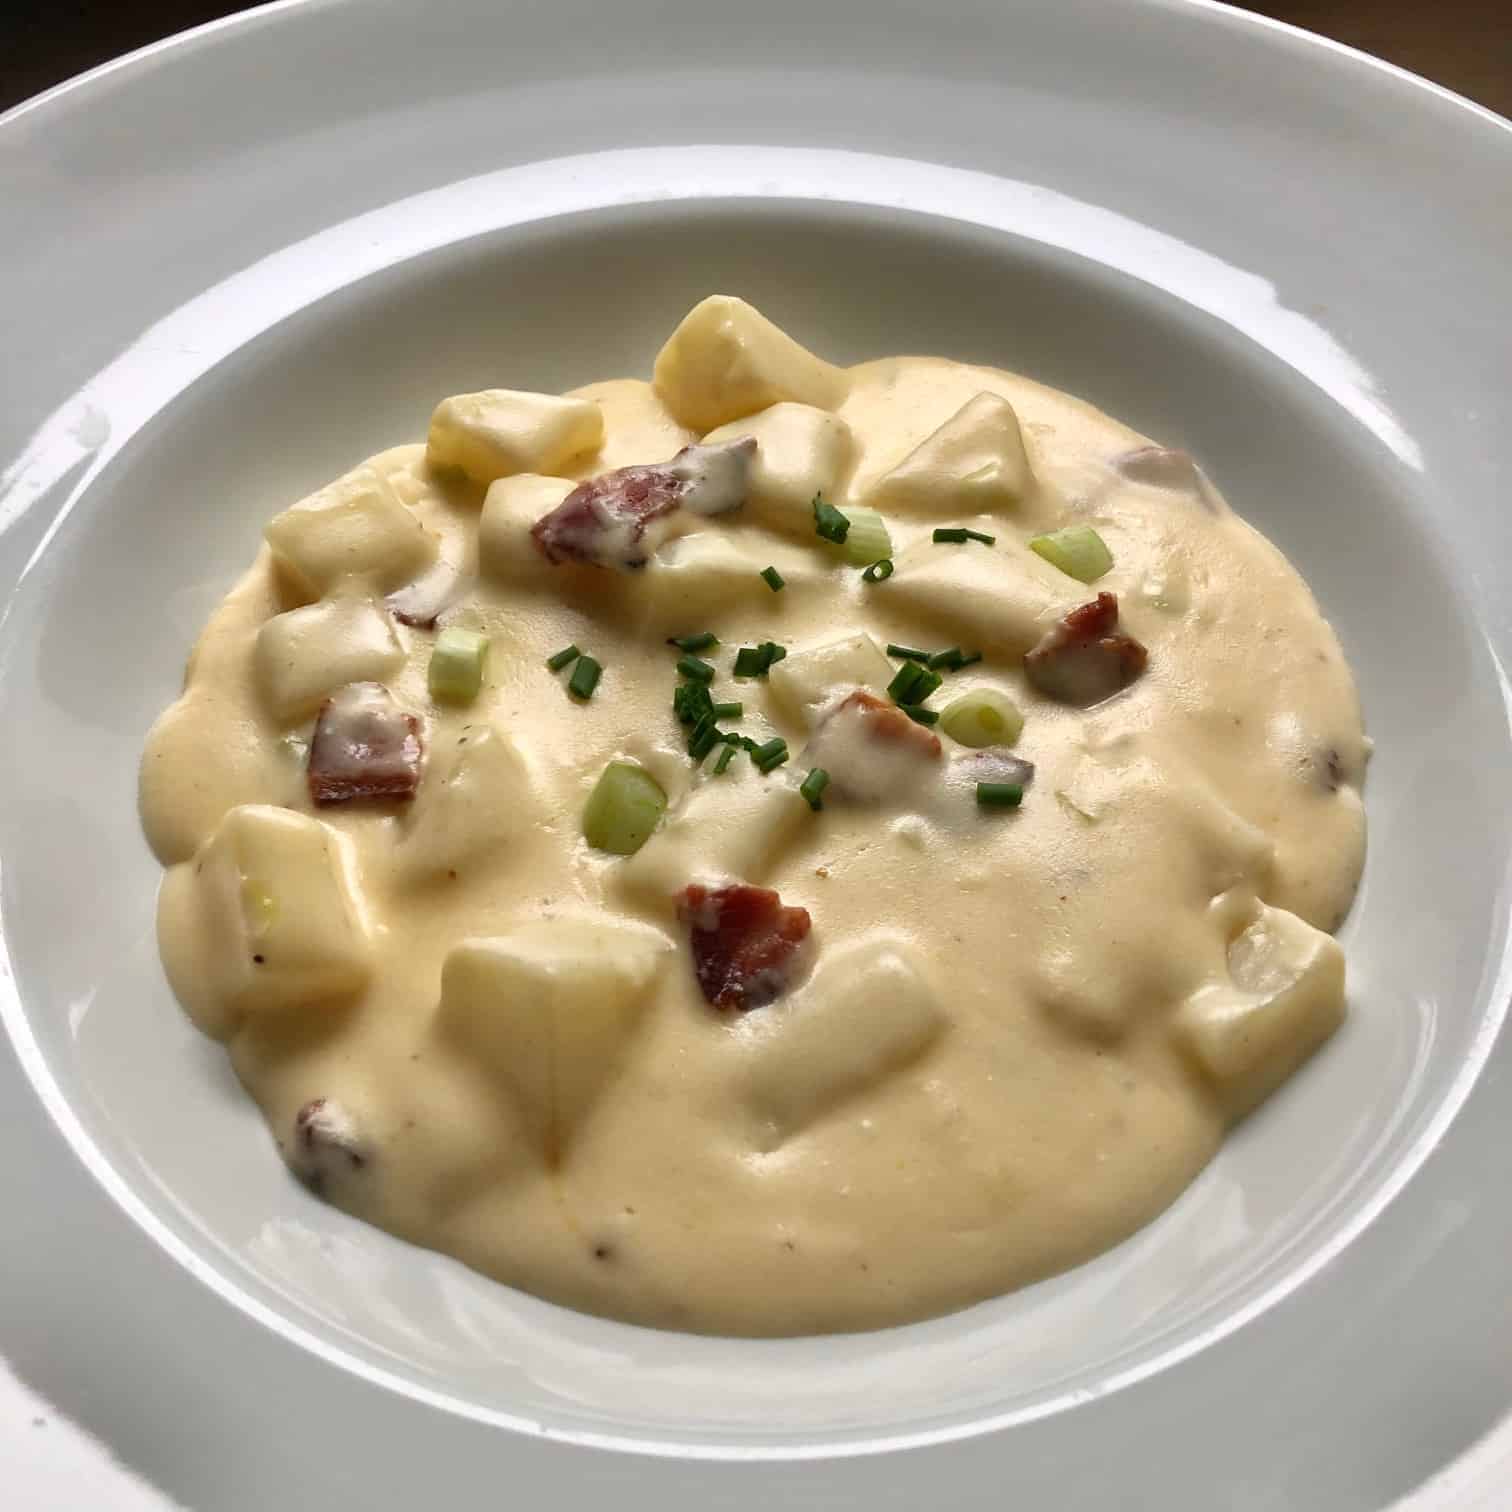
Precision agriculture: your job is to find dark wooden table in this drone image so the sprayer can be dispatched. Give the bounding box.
[7,1,1509,117]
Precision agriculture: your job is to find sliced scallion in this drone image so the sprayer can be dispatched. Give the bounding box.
[429,628,489,704]
[940,689,1024,748]
[834,506,891,567]
[861,558,894,583]
[1028,524,1114,584]
[583,761,667,854]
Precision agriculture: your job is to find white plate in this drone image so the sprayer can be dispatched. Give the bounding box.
[3,2,1511,1506]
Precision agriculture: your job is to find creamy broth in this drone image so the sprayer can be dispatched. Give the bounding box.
[140,297,1367,1335]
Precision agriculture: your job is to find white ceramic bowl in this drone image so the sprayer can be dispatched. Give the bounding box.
[3,2,1511,1506]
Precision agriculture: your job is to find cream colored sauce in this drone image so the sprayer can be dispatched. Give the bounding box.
[141,297,1366,1336]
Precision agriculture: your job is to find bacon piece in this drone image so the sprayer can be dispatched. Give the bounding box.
[1024,592,1148,707]
[386,554,469,629]
[678,883,812,1013]
[289,1098,370,1196]
[801,688,942,805]
[531,437,755,569]
[307,682,423,805]
[837,689,943,758]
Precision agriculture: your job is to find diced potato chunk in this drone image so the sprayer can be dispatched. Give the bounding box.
[639,532,819,630]
[478,474,575,582]
[736,943,946,1145]
[1174,903,1345,1116]
[427,390,604,485]
[617,771,811,906]
[264,466,436,600]
[255,598,405,721]
[653,296,847,430]
[868,393,1032,515]
[702,402,853,537]
[435,919,670,1155]
[767,631,896,730]
[398,724,539,880]
[194,804,370,1015]
[873,536,1074,655]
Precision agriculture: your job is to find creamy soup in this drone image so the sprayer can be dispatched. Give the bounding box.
[140,296,1367,1336]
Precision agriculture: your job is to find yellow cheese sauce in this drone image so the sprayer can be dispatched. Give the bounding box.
[140,297,1367,1335]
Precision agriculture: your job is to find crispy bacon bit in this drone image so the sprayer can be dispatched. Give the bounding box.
[678,883,812,1013]
[531,437,755,569]
[801,688,943,805]
[308,682,423,805]
[1115,446,1221,512]
[838,689,943,758]
[1024,593,1148,707]
[387,554,469,629]
[290,1098,369,1195]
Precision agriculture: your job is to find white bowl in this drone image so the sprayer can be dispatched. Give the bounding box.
[2,2,1511,1506]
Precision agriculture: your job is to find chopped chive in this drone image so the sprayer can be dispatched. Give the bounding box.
[676,654,716,683]
[963,528,996,545]
[887,644,931,663]
[800,767,831,810]
[932,526,996,545]
[546,643,581,672]
[722,731,744,746]
[812,494,851,545]
[712,701,743,719]
[734,646,767,677]
[567,655,602,700]
[861,558,894,583]
[912,668,943,702]
[900,704,940,727]
[712,744,737,775]
[977,781,1024,809]
[760,565,786,592]
[764,641,787,665]
[751,737,790,773]
[954,651,983,670]
[688,720,721,760]
[668,631,719,653]
[675,681,713,726]
[927,646,964,670]
[740,735,761,752]
[887,662,928,703]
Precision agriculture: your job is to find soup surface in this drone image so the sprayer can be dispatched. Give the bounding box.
[141,296,1367,1335]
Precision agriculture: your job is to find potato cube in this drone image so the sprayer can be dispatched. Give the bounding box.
[639,533,818,632]
[1174,903,1346,1116]
[427,390,603,485]
[702,402,853,537]
[194,804,370,1016]
[653,295,847,430]
[264,465,436,600]
[868,392,1033,515]
[736,944,946,1145]
[398,723,539,880]
[766,631,895,730]
[255,598,406,722]
[436,919,670,1155]
[872,535,1074,655]
[617,770,811,906]
[478,474,575,582]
